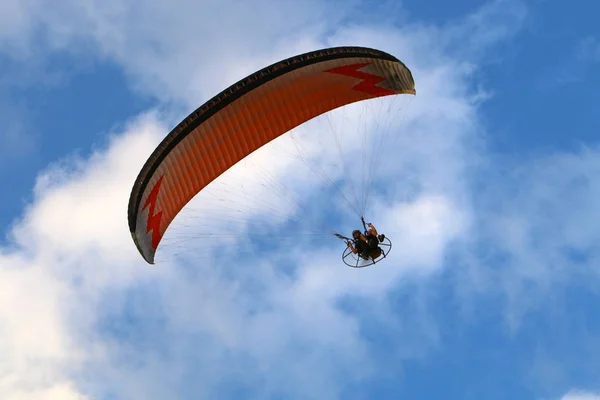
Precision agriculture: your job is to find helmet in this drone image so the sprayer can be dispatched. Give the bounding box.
[352,230,361,238]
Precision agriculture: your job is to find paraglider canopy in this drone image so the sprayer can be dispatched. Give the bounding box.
[127,46,415,264]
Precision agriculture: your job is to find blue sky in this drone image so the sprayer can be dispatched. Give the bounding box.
[1,0,599,399]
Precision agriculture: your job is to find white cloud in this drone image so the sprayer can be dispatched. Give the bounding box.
[0,259,84,400]
[10,0,600,399]
[0,0,359,106]
[4,383,88,400]
[0,114,165,400]
[453,144,600,332]
[562,391,600,400]
[11,112,164,267]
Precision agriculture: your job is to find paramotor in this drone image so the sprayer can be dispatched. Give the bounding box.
[127,46,415,264]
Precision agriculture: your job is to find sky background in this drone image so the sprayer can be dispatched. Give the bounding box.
[1,0,599,399]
